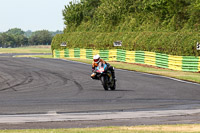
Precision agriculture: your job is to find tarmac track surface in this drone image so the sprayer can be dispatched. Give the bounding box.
[0,56,200,129]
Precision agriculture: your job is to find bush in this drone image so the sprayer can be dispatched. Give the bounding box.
[51,31,200,56]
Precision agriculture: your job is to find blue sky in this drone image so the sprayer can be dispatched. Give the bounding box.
[0,0,71,32]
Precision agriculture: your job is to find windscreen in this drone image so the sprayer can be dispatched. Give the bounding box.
[97,62,106,73]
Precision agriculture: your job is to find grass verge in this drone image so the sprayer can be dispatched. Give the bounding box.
[0,46,51,53]
[1,124,200,133]
[16,55,53,58]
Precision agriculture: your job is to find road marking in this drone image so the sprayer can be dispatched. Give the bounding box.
[47,111,58,115]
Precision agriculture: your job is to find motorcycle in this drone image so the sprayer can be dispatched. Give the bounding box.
[91,62,116,91]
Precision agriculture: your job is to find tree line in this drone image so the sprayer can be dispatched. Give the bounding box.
[0,28,62,48]
[63,0,200,32]
[51,0,200,56]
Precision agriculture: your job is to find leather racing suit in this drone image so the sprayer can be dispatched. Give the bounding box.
[91,59,115,80]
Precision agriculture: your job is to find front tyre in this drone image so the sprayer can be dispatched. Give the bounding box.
[110,79,116,90]
[101,76,108,91]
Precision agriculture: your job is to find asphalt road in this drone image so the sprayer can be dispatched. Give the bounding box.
[0,56,200,129]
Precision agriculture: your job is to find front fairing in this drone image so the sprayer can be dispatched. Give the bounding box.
[96,62,107,74]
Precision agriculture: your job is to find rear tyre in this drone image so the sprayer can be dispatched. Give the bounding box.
[101,76,108,91]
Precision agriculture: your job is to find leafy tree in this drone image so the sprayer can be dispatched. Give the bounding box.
[63,1,84,28]
[143,0,190,30]
[0,28,59,47]
[51,30,63,36]
[25,30,33,38]
[0,33,15,47]
[14,34,28,47]
[82,0,101,21]
[63,0,101,31]
[0,33,3,47]
[187,0,200,30]
[6,28,25,35]
[62,0,199,32]
[29,30,53,45]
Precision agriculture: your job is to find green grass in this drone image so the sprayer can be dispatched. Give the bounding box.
[0,45,51,53]
[1,124,200,133]
[17,55,53,58]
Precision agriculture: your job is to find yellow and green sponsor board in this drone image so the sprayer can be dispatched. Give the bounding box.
[53,49,200,72]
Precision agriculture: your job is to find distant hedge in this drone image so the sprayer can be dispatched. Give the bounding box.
[51,31,200,56]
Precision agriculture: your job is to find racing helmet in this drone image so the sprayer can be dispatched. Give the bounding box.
[93,54,100,64]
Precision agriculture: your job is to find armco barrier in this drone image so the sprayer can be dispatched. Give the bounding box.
[53,49,200,72]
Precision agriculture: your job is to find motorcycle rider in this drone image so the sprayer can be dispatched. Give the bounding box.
[91,54,116,80]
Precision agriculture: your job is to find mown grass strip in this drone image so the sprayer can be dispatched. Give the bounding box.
[1,124,200,133]
[0,46,51,54]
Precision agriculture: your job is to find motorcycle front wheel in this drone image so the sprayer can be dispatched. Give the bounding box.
[101,76,108,91]
[110,79,116,90]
